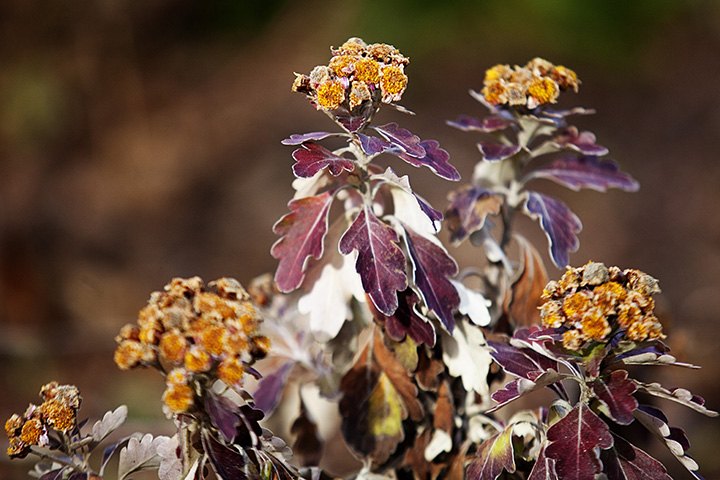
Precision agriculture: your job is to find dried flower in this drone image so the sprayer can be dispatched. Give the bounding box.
[540,262,665,351]
[481,58,579,110]
[292,37,410,115]
[114,277,269,416]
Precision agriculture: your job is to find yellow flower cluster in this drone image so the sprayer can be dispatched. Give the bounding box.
[539,262,664,352]
[114,277,270,416]
[481,58,579,109]
[5,382,80,458]
[292,37,409,112]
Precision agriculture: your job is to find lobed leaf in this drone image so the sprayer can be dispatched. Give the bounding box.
[402,224,460,331]
[466,427,516,480]
[339,206,408,316]
[339,328,424,464]
[633,405,704,478]
[501,236,549,328]
[253,361,294,416]
[445,185,502,245]
[381,289,436,347]
[281,132,338,145]
[527,445,559,480]
[441,321,493,399]
[524,191,582,268]
[552,127,609,155]
[632,380,718,417]
[202,430,251,480]
[489,369,569,413]
[399,139,460,181]
[590,370,638,425]
[477,142,522,162]
[292,142,355,178]
[272,191,335,292]
[524,155,639,192]
[375,167,443,233]
[118,434,163,480]
[600,433,672,480]
[91,405,128,447]
[487,339,558,382]
[446,114,513,133]
[358,133,396,156]
[544,403,614,480]
[373,122,425,157]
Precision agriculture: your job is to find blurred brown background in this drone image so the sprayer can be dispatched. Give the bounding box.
[1,1,719,478]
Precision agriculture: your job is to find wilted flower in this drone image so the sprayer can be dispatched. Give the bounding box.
[481,57,579,109]
[292,37,410,115]
[540,262,665,351]
[5,382,81,458]
[113,277,269,416]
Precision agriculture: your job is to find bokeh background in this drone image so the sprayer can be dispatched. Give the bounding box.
[2,1,719,478]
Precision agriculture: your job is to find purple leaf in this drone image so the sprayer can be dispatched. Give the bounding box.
[489,369,569,412]
[601,433,672,480]
[466,427,516,480]
[525,155,639,192]
[206,390,240,442]
[416,195,444,226]
[590,370,638,425]
[373,122,425,157]
[403,224,460,331]
[40,469,66,480]
[488,340,558,381]
[633,406,704,478]
[445,185,502,245]
[336,115,366,132]
[527,445,559,480]
[545,403,614,480]
[202,430,250,480]
[272,191,334,292]
[478,141,521,161]
[632,380,719,416]
[339,206,408,316]
[281,131,338,145]
[292,142,355,178]
[400,139,460,181]
[553,127,609,155]
[524,191,582,268]
[357,133,396,156]
[446,114,513,133]
[253,361,294,415]
[382,289,436,347]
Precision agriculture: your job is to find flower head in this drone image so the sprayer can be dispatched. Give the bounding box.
[481,58,579,110]
[114,277,269,416]
[540,262,665,352]
[292,37,410,115]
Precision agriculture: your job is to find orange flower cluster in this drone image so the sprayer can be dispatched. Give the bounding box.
[539,262,664,352]
[5,382,80,458]
[292,37,409,112]
[114,277,270,416]
[481,58,579,109]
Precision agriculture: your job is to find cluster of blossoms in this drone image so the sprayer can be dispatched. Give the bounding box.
[5,382,80,458]
[481,57,580,109]
[113,277,269,416]
[292,37,409,113]
[539,262,665,351]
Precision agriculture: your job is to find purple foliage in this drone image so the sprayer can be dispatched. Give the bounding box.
[477,141,522,162]
[357,133,395,155]
[601,434,672,480]
[206,390,241,442]
[271,191,334,292]
[373,123,425,157]
[383,289,436,347]
[545,403,613,480]
[402,225,459,331]
[291,142,355,178]
[400,139,460,181]
[445,185,498,244]
[525,155,639,192]
[553,127,609,155]
[446,114,513,133]
[487,340,558,381]
[590,370,638,425]
[524,191,582,268]
[253,361,294,416]
[281,132,338,145]
[338,206,408,316]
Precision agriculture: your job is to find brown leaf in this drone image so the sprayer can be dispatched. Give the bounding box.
[290,398,323,467]
[415,350,445,392]
[501,235,549,330]
[433,380,454,433]
[339,328,424,465]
